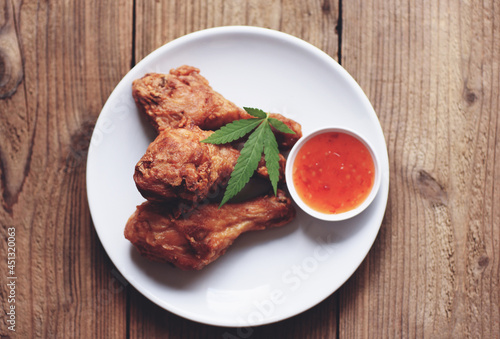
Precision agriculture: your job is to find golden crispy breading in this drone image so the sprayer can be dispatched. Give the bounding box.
[134,125,239,203]
[124,190,295,270]
[134,125,287,204]
[132,65,303,150]
[127,66,300,270]
[132,65,248,131]
[267,113,303,151]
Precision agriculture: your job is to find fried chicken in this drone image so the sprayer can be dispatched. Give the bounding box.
[132,65,302,150]
[134,125,286,204]
[267,113,302,151]
[132,65,247,131]
[124,190,295,270]
[134,125,238,203]
[127,66,300,270]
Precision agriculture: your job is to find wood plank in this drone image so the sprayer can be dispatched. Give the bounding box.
[129,0,340,337]
[129,288,337,338]
[0,0,133,337]
[134,0,339,63]
[340,0,500,337]
[2,0,497,337]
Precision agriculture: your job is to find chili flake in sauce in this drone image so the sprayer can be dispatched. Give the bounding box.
[292,131,375,214]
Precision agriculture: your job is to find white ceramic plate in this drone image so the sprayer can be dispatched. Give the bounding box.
[86,26,389,327]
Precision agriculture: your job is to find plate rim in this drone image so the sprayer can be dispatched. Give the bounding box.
[86,25,389,327]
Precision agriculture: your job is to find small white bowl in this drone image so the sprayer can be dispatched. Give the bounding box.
[285,126,382,221]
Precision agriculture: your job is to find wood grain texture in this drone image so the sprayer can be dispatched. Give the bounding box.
[129,1,340,338]
[0,0,133,337]
[340,0,500,338]
[129,289,337,339]
[1,0,499,338]
[134,0,339,64]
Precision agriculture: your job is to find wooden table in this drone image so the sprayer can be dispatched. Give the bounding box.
[1,0,499,338]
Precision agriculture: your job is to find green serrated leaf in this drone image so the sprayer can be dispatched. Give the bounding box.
[268,117,296,134]
[219,122,267,207]
[243,107,267,119]
[263,122,280,195]
[201,118,263,144]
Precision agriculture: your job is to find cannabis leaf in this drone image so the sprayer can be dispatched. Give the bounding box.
[201,118,262,144]
[268,117,296,134]
[201,107,295,207]
[243,107,267,119]
[262,122,280,195]
[219,122,266,207]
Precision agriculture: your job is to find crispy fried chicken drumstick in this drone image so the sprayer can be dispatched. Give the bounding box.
[124,190,295,270]
[132,65,302,150]
[127,66,299,270]
[134,125,285,203]
[132,65,245,131]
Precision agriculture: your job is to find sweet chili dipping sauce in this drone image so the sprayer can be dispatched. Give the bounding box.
[292,131,375,214]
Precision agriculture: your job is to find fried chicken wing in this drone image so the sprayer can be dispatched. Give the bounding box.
[134,125,286,204]
[132,65,302,150]
[124,190,295,270]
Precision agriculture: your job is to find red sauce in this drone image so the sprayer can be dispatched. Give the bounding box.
[292,131,375,214]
